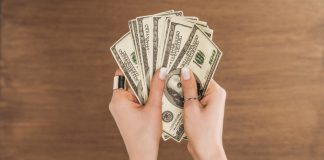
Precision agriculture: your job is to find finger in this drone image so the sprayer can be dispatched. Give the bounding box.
[181,67,201,113]
[204,80,226,138]
[146,67,167,108]
[112,69,136,102]
[127,89,139,103]
[115,68,123,76]
[201,80,226,113]
[200,80,218,106]
[116,70,139,103]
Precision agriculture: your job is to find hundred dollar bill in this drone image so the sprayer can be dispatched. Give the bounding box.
[128,11,179,102]
[147,11,183,76]
[153,12,183,73]
[150,16,211,141]
[169,25,220,72]
[178,18,213,38]
[156,16,200,69]
[110,32,145,104]
[129,23,153,101]
[160,19,213,70]
[159,24,213,141]
[156,17,198,64]
[156,16,197,142]
[128,21,141,70]
[160,18,212,70]
[161,25,222,141]
[160,19,192,69]
[136,11,183,94]
[129,20,148,101]
[138,15,159,96]
[128,10,176,67]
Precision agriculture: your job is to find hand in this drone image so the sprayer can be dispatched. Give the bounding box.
[181,67,227,160]
[109,68,167,160]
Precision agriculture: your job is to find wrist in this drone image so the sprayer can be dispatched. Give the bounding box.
[127,141,159,160]
[129,153,158,160]
[191,144,227,160]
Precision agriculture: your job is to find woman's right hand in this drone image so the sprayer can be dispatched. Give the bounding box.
[181,67,227,160]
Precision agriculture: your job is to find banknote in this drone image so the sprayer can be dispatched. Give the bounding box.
[135,11,183,98]
[156,16,200,69]
[128,11,179,101]
[110,32,145,104]
[160,19,213,71]
[153,12,184,72]
[161,25,222,141]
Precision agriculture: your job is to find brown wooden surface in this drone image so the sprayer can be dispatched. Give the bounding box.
[1,0,324,159]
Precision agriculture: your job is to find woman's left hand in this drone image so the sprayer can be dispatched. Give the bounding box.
[109,68,167,160]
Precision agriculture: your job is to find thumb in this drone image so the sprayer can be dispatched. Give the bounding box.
[181,67,201,114]
[146,67,167,108]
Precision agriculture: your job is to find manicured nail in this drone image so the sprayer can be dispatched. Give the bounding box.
[181,67,190,80]
[159,67,167,80]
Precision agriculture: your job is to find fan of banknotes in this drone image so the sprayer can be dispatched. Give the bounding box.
[110,10,223,142]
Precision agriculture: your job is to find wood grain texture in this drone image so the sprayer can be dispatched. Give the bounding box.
[1,0,323,159]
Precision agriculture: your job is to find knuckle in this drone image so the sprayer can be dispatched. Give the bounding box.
[184,100,198,107]
[199,96,209,106]
[108,102,114,113]
[108,98,119,113]
[214,84,227,99]
[114,69,123,76]
[219,87,227,97]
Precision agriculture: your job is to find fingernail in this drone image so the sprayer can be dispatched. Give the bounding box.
[181,67,190,80]
[159,67,167,80]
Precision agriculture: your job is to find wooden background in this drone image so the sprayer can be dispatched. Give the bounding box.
[1,0,323,159]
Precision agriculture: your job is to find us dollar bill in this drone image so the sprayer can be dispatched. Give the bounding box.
[128,20,148,101]
[110,32,145,104]
[153,12,183,72]
[137,16,154,89]
[160,19,193,69]
[129,20,150,101]
[161,19,213,70]
[136,11,184,95]
[161,25,222,141]
[129,12,178,101]
[157,16,198,69]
